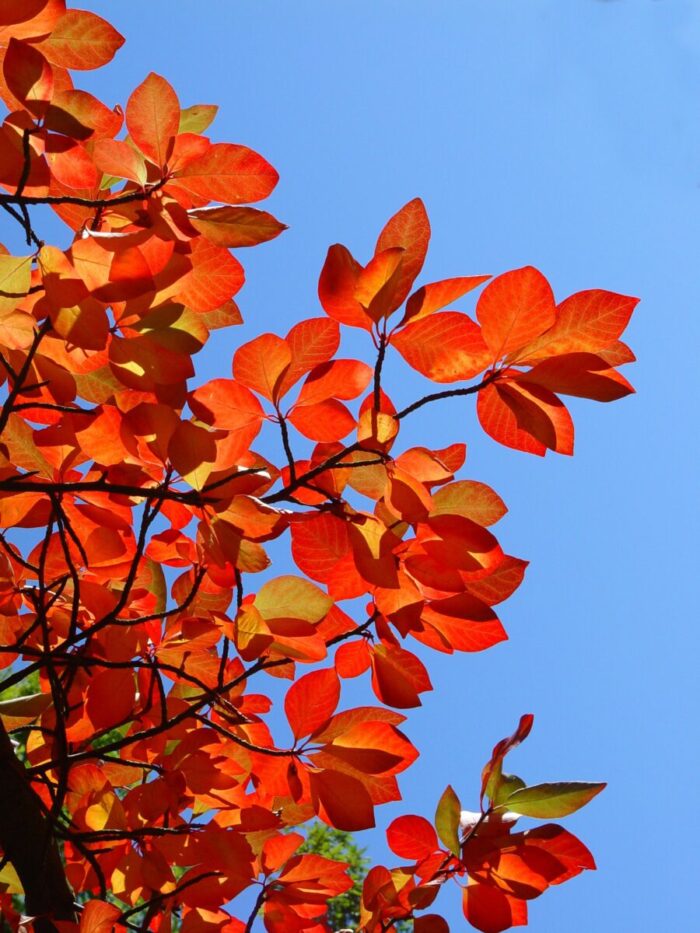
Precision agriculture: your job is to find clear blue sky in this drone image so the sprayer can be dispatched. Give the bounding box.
[50,1,700,929]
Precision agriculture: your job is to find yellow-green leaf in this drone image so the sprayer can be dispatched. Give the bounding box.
[435,784,461,856]
[503,781,606,818]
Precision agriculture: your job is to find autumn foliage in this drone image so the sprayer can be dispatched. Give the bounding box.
[0,4,637,932]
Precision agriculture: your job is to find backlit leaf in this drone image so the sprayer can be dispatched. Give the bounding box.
[435,785,461,856]
[171,142,279,204]
[284,668,340,740]
[392,312,490,383]
[476,266,556,359]
[126,71,180,167]
[503,781,606,818]
[386,814,438,860]
[188,205,287,247]
[36,10,124,70]
[375,198,430,310]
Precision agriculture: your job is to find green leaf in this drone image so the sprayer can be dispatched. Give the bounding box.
[435,784,461,856]
[491,772,526,807]
[0,691,51,721]
[503,781,606,818]
[0,859,22,894]
[178,104,218,134]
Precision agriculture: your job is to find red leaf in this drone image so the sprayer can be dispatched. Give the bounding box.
[386,814,438,860]
[463,882,528,933]
[309,769,375,830]
[414,916,450,933]
[335,639,371,678]
[284,668,340,740]
[85,668,136,731]
[126,71,180,167]
[481,714,534,805]
[392,312,491,383]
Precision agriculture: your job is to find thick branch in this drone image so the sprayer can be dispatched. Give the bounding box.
[0,719,75,929]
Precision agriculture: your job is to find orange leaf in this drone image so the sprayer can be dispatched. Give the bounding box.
[170,142,279,205]
[318,243,370,331]
[432,480,507,527]
[290,512,351,583]
[402,275,491,326]
[3,38,53,116]
[288,398,356,442]
[334,639,371,678]
[375,198,431,310]
[189,378,264,434]
[177,238,244,311]
[520,288,639,360]
[92,138,147,185]
[419,594,507,653]
[477,381,545,456]
[309,769,375,830]
[294,358,372,407]
[276,316,340,399]
[476,266,556,359]
[189,205,287,247]
[79,899,122,933]
[126,71,180,167]
[284,668,340,740]
[497,381,574,455]
[354,246,405,321]
[371,643,432,709]
[44,135,99,190]
[232,332,291,402]
[36,10,124,71]
[465,555,528,606]
[516,352,634,402]
[392,312,490,383]
[45,89,123,141]
[168,421,217,483]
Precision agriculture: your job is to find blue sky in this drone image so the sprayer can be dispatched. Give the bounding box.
[32,1,700,929]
